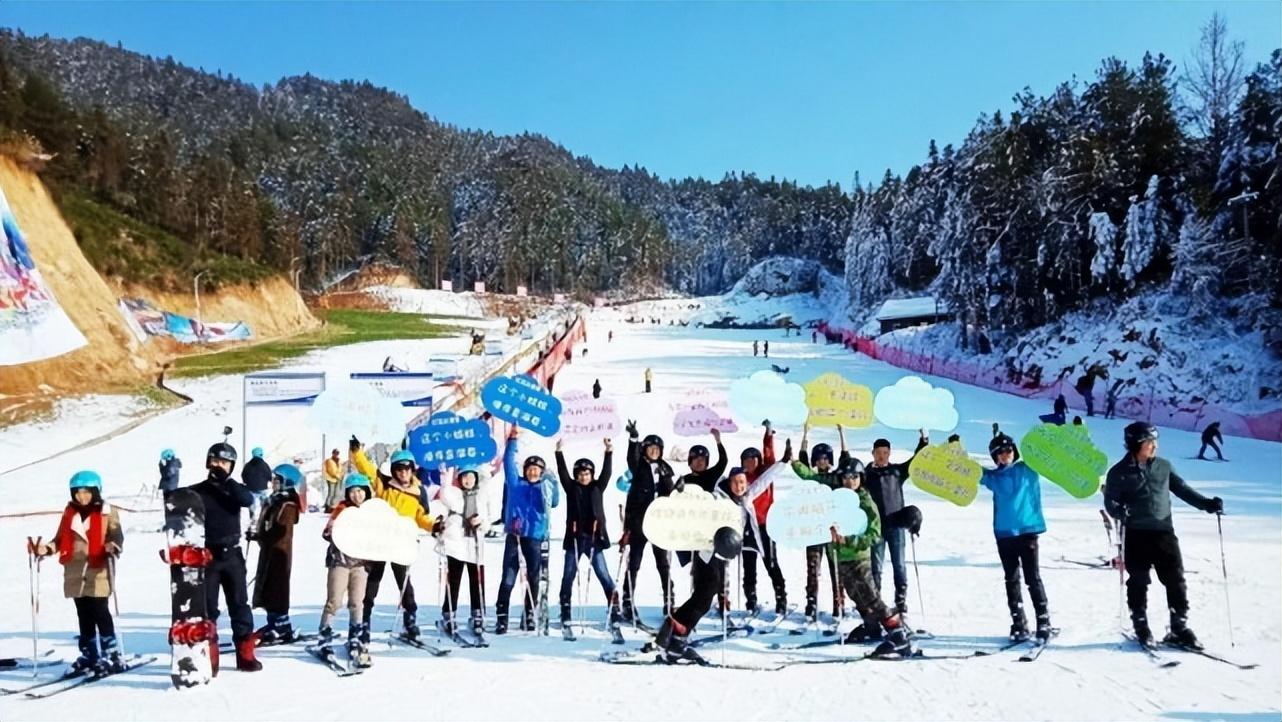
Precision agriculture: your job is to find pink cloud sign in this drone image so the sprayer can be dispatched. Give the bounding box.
[673,405,739,437]
[558,390,622,439]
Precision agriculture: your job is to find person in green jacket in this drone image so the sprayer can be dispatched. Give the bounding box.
[1104,422,1223,650]
[829,460,913,657]
[792,424,849,623]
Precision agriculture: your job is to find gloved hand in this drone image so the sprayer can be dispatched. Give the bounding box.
[618,530,631,547]
[673,478,686,494]
[245,529,261,543]
[349,435,362,453]
[1204,496,1224,514]
[625,419,638,439]
[105,541,122,556]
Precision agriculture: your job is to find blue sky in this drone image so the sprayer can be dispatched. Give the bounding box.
[3,2,1278,189]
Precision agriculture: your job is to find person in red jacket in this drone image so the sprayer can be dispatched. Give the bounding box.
[741,421,790,615]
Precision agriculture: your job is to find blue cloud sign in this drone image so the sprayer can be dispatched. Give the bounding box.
[408,411,498,468]
[480,374,563,436]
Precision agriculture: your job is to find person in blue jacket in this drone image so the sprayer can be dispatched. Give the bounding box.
[494,425,560,634]
[980,427,1052,644]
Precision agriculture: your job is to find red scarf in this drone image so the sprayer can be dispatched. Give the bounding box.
[55,504,106,569]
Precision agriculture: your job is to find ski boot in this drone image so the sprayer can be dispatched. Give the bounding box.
[256,612,296,644]
[774,592,788,617]
[617,596,638,626]
[494,610,509,636]
[1132,613,1156,649]
[845,613,884,644]
[803,597,818,624]
[235,634,263,672]
[894,585,909,616]
[470,610,485,636]
[744,592,760,616]
[654,616,690,663]
[69,635,100,675]
[1008,605,1030,642]
[1035,613,1054,643]
[871,615,913,657]
[98,635,126,674]
[402,612,421,642]
[521,606,535,632]
[1163,614,1203,651]
[347,627,372,668]
[438,612,458,637]
[317,625,335,653]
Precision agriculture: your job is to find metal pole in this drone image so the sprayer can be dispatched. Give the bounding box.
[1216,513,1235,647]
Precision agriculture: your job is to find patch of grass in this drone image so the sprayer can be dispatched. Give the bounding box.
[171,309,455,378]
[58,191,275,291]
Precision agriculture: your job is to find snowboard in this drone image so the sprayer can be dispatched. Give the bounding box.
[164,489,215,688]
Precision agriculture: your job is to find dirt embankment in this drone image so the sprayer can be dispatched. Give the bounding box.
[0,156,318,420]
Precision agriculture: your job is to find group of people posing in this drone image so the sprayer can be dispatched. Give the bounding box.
[31,411,1225,673]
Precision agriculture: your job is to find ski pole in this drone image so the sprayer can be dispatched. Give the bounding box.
[107,554,127,659]
[1116,520,1126,629]
[475,532,487,630]
[26,537,42,677]
[435,541,446,642]
[1215,513,1234,647]
[910,534,927,626]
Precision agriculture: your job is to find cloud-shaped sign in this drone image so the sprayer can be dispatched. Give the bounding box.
[641,487,744,552]
[330,498,421,565]
[730,371,808,427]
[307,380,407,445]
[765,469,868,548]
[408,411,498,468]
[558,390,621,439]
[673,405,739,437]
[481,374,562,436]
[908,441,981,506]
[874,376,960,432]
[668,388,732,416]
[1020,423,1107,499]
[804,373,875,428]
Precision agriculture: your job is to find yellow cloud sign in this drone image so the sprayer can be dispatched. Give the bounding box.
[803,372,874,428]
[908,441,981,506]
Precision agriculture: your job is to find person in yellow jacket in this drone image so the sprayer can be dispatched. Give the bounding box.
[322,449,343,513]
[351,439,437,641]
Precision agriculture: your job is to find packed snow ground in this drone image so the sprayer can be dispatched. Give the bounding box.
[1,310,1279,721]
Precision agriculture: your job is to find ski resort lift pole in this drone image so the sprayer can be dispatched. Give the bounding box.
[194,270,210,330]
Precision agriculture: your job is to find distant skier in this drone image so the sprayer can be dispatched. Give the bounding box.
[608,330,613,343]
[592,378,602,399]
[812,330,818,343]
[242,447,273,524]
[980,428,1053,644]
[763,340,769,357]
[1040,394,1068,425]
[1106,422,1222,649]
[770,364,790,374]
[1104,379,1124,419]
[323,448,343,513]
[158,449,182,499]
[753,340,759,357]
[250,464,303,644]
[644,367,653,394]
[30,470,125,674]
[1197,421,1224,461]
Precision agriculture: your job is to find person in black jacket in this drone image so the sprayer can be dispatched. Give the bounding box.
[1197,421,1224,461]
[1104,422,1222,650]
[191,442,261,672]
[554,437,620,628]
[677,428,727,494]
[620,420,676,622]
[158,449,182,499]
[241,447,273,523]
[860,430,929,634]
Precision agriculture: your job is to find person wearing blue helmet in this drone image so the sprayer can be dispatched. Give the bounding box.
[31,471,125,674]
[319,472,375,666]
[249,464,304,644]
[493,425,560,635]
[158,449,182,499]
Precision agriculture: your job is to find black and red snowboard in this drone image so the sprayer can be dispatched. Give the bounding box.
[163,488,215,688]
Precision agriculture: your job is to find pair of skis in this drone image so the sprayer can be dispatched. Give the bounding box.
[0,655,157,699]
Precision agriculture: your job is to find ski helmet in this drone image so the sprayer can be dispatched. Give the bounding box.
[342,472,372,491]
[889,505,923,535]
[811,443,834,465]
[457,465,481,487]
[272,463,305,490]
[712,526,743,561]
[206,442,238,473]
[573,458,595,475]
[988,433,1018,462]
[69,470,103,491]
[687,445,710,463]
[251,447,265,459]
[726,466,748,481]
[740,447,762,462]
[1124,422,1159,453]
[838,459,865,480]
[160,448,176,462]
[390,449,416,473]
[523,455,547,472]
[642,434,664,451]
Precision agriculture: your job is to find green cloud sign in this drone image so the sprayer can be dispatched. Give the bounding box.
[1019,423,1107,499]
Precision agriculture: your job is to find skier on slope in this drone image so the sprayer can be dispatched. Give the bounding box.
[250,464,304,643]
[555,437,623,630]
[438,465,494,637]
[190,442,261,671]
[494,426,560,634]
[158,449,182,499]
[351,442,437,642]
[319,472,375,667]
[742,421,790,615]
[851,431,930,640]
[980,427,1053,644]
[793,423,849,623]
[1105,422,1222,650]
[620,420,677,622]
[829,461,915,656]
[30,471,126,674]
[1197,421,1225,461]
